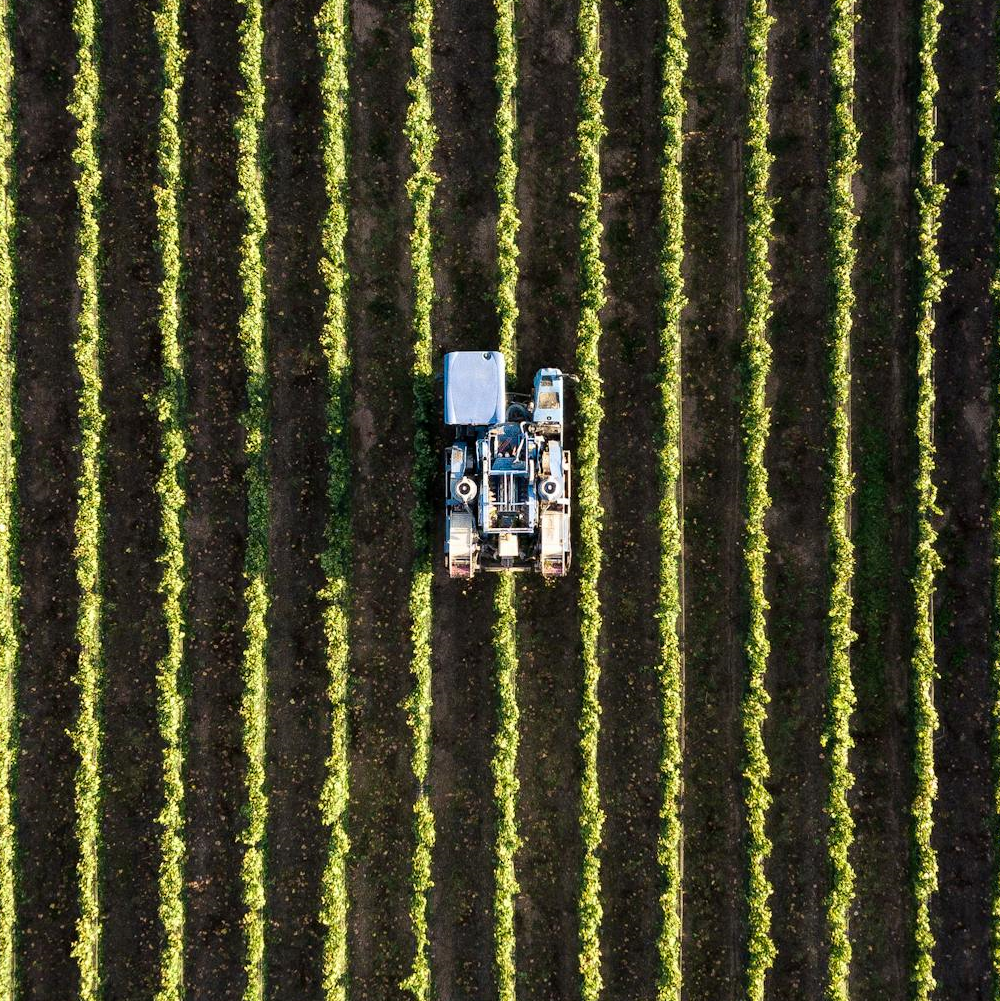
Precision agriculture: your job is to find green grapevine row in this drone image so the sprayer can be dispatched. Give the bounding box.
[152,0,188,998]
[401,0,438,997]
[234,0,270,996]
[316,0,352,998]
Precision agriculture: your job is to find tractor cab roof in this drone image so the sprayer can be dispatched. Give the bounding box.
[444,350,506,426]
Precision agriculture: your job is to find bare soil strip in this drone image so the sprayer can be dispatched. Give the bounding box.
[763,1,831,996]
[12,1,82,995]
[259,2,329,998]
[13,0,81,992]
[932,0,996,993]
[97,0,163,997]
[426,0,499,997]
[849,0,916,995]
[511,1,582,998]
[343,2,416,996]
[595,0,666,996]
[180,0,248,996]
[678,0,746,996]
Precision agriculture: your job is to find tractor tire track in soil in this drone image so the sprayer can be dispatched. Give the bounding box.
[679,0,745,995]
[98,1,163,997]
[595,0,665,996]
[512,0,581,997]
[427,0,498,998]
[261,2,329,998]
[933,0,996,994]
[764,1,831,996]
[12,1,80,996]
[180,0,248,996]
[344,3,415,997]
[849,0,915,995]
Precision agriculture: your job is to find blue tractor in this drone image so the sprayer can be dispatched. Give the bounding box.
[444,351,572,579]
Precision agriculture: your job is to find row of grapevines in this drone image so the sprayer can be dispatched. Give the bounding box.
[152,0,188,998]
[492,0,520,997]
[491,572,519,1001]
[739,0,775,997]
[575,0,606,998]
[495,0,519,366]
[68,0,105,994]
[316,0,352,998]
[0,0,16,997]
[822,2,859,999]
[234,0,270,996]
[401,0,438,997]
[654,1,685,998]
[910,0,944,997]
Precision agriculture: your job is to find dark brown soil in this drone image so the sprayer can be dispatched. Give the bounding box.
[343,2,416,998]
[97,1,164,997]
[260,2,330,999]
[509,1,582,999]
[595,0,667,996]
[932,0,996,994]
[849,0,916,995]
[426,0,500,997]
[180,0,249,996]
[679,0,747,995]
[763,0,831,995]
[12,1,82,996]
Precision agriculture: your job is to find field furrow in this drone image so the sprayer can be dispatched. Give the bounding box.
[260,0,331,996]
[679,0,746,993]
[849,0,915,994]
[764,0,834,995]
[932,0,995,995]
[151,0,188,997]
[596,0,674,997]
[342,1,414,995]
[0,1,15,997]
[316,0,351,998]
[12,1,80,994]
[513,1,581,996]
[67,0,104,992]
[99,0,164,996]
[180,0,247,992]
[426,0,498,994]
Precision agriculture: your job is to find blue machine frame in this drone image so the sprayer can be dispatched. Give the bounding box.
[444,351,572,578]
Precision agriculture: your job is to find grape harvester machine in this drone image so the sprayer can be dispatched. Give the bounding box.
[444,350,572,579]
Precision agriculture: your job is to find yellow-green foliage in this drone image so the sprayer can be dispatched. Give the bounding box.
[574,1,606,998]
[822,2,858,999]
[68,0,105,995]
[0,1,16,998]
[910,0,943,998]
[316,1,352,999]
[494,0,518,367]
[152,1,188,999]
[235,0,270,997]
[401,0,437,997]
[492,3,521,997]
[654,1,685,998]
[492,572,519,1001]
[740,0,775,997]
